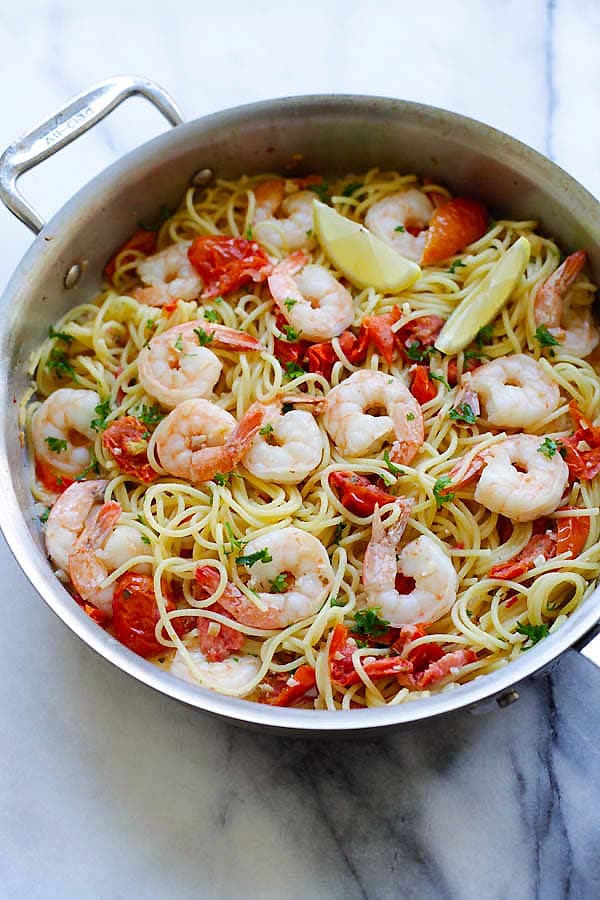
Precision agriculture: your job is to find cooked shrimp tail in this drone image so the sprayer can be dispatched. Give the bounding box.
[69,501,122,613]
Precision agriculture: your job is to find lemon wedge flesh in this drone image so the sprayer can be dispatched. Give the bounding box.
[312,199,421,293]
[435,236,531,355]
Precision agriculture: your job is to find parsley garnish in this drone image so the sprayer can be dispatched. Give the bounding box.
[475,325,494,348]
[406,412,415,421]
[283,325,300,342]
[140,534,151,545]
[394,225,406,233]
[224,522,246,554]
[306,229,313,237]
[39,507,50,524]
[245,225,253,240]
[235,548,273,567]
[281,403,293,414]
[430,372,450,390]
[174,334,184,351]
[449,402,477,425]
[538,437,559,459]
[330,595,345,607]
[138,404,164,428]
[352,608,390,637]
[284,361,305,380]
[204,309,220,323]
[332,522,346,545]
[464,350,486,361]
[145,319,157,332]
[194,327,214,346]
[44,436,67,454]
[341,181,363,197]
[284,297,297,311]
[91,399,111,433]
[406,341,436,363]
[535,325,560,348]
[309,181,330,203]
[269,573,288,593]
[213,472,231,486]
[259,424,274,436]
[48,325,73,344]
[448,259,466,274]
[74,448,100,481]
[383,449,402,476]
[46,349,78,381]
[516,621,549,646]
[433,475,454,506]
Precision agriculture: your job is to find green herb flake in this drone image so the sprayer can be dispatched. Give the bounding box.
[39,507,50,524]
[74,449,101,481]
[48,325,73,344]
[145,319,157,332]
[174,334,184,351]
[305,229,313,238]
[44,436,67,454]
[269,573,288,593]
[204,309,220,323]
[46,349,78,382]
[140,534,151,545]
[449,402,477,425]
[284,297,298,311]
[341,181,363,197]
[245,225,253,240]
[259,424,274,437]
[283,325,300,342]
[475,325,494,348]
[433,475,454,506]
[352,607,390,637]
[235,548,273,567]
[406,412,415,421]
[394,225,406,233]
[224,522,246,554]
[194,327,214,346]
[213,472,231,486]
[430,372,450,390]
[538,437,558,459]
[383,449,402,476]
[281,402,293,414]
[332,522,346,546]
[516,621,550,646]
[535,324,560,348]
[91,399,111,433]
[406,341,437,363]
[330,595,345,607]
[309,181,330,203]
[284,361,305,380]
[448,259,466,274]
[138,404,165,428]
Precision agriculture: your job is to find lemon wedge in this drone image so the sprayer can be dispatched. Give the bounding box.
[312,199,421,293]
[435,236,531,355]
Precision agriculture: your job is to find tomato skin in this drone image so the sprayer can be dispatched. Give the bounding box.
[329,471,397,516]
[410,365,437,404]
[102,416,156,483]
[362,308,401,365]
[399,649,478,690]
[395,315,444,361]
[328,624,412,686]
[35,459,74,494]
[560,400,600,481]
[112,574,171,658]
[263,665,317,706]
[447,356,482,387]
[104,230,157,283]
[556,510,590,558]
[420,198,488,266]
[188,236,271,299]
[73,593,108,627]
[488,533,556,580]
[196,602,245,662]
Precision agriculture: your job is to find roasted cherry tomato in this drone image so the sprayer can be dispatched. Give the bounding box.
[329,471,398,517]
[113,573,172,658]
[35,459,74,495]
[488,532,556,580]
[410,365,437,404]
[263,664,317,706]
[420,198,488,266]
[102,416,156,483]
[559,401,600,481]
[555,510,590,559]
[188,236,271,299]
[328,624,412,687]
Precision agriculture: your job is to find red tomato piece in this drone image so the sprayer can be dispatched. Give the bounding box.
[391,623,444,673]
[488,532,556,580]
[73,593,109,627]
[410,365,437,404]
[263,664,317,706]
[196,602,245,662]
[329,471,398,517]
[112,573,173,658]
[556,510,590,559]
[398,648,478,690]
[446,356,482,387]
[102,416,156,483]
[188,236,271,299]
[35,459,74,495]
[420,198,488,266]
[329,624,413,686]
[395,315,444,360]
[560,400,600,481]
[362,308,401,365]
[104,230,157,284]
[306,340,338,380]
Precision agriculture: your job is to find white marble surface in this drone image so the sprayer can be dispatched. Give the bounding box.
[2,2,600,898]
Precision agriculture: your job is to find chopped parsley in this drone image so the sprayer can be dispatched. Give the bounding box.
[448,259,466,274]
[140,534,151,545]
[74,448,100,481]
[464,350,486,361]
[174,334,184,351]
[44,436,67,454]
[516,621,549,646]
[535,324,560,348]
[475,324,494,348]
[46,349,78,381]
[213,472,231,486]
[284,361,305,380]
[136,514,149,527]
[214,296,224,304]
[138,404,164,428]
[309,181,330,203]
[341,181,363,197]
[90,400,111,433]
[194,326,214,346]
[352,607,390,637]
[406,412,415,421]
[433,475,454,506]
[332,522,346,545]
[145,319,157,332]
[203,309,220,323]
[39,507,50,524]
[283,325,301,342]
[281,403,293,414]
[330,595,345,607]
[269,573,288,593]
[394,225,406,233]
[430,372,450,390]
[449,402,477,425]
[538,437,559,459]
[383,449,402,476]
[235,548,273,567]
[224,522,246,554]
[406,341,437,363]
[259,424,274,436]
[48,325,73,344]
[284,297,298,311]
[306,229,313,238]
[245,225,253,240]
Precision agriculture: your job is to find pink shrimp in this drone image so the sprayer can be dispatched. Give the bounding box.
[534,250,599,357]
[69,501,122,613]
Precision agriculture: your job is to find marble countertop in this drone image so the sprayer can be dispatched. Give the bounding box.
[2,2,600,897]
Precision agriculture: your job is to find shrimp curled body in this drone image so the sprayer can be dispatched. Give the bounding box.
[170,647,260,695]
[534,250,599,358]
[252,181,316,253]
[365,189,434,261]
[133,242,203,306]
[32,388,100,478]
[323,370,424,464]
[461,354,560,429]
[243,397,324,483]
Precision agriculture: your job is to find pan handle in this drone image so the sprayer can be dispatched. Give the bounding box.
[0,75,183,234]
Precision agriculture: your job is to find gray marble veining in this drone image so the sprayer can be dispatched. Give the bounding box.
[2,2,600,898]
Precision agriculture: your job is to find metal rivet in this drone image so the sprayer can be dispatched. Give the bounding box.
[191,168,214,187]
[64,263,82,290]
[496,689,519,708]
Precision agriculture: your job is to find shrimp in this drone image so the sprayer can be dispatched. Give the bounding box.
[138,320,262,409]
[364,189,434,261]
[170,646,260,695]
[451,434,569,522]
[268,251,354,342]
[460,354,560,429]
[323,370,424,464]
[252,180,316,252]
[154,399,264,483]
[242,396,324,483]
[534,250,599,357]
[362,505,457,626]
[198,527,334,629]
[132,242,203,306]
[45,479,106,573]
[32,388,100,479]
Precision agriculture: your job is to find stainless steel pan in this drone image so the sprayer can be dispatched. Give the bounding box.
[2,75,600,734]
